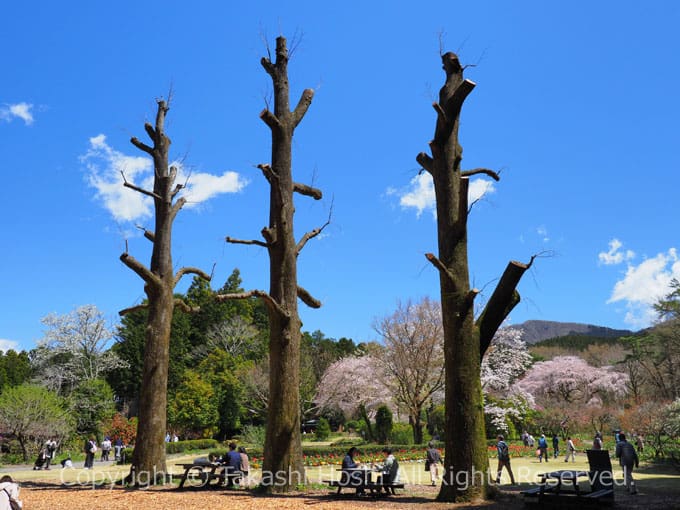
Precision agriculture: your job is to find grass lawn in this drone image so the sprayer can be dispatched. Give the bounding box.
[5,450,679,509]
[8,449,679,490]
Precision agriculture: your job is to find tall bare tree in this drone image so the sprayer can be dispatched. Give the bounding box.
[373,298,445,443]
[416,52,534,501]
[120,99,211,484]
[218,36,326,492]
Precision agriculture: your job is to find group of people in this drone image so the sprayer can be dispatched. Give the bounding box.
[341,446,401,494]
[83,436,125,469]
[201,442,250,488]
[497,430,642,494]
[32,437,58,470]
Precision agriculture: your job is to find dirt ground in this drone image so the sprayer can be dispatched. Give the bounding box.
[15,482,680,510]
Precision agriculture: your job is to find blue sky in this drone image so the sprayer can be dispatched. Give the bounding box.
[2,1,680,352]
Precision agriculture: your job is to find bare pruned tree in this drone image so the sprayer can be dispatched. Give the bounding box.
[119,99,211,485]
[217,36,327,493]
[416,52,534,501]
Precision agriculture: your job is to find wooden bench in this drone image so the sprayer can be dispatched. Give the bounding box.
[323,479,404,496]
[581,488,614,499]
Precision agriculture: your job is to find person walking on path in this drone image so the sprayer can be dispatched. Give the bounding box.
[616,433,639,494]
[495,435,516,485]
[114,437,123,461]
[100,437,112,461]
[537,434,549,463]
[564,437,576,462]
[552,433,560,459]
[83,437,97,469]
[593,432,603,450]
[44,438,58,470]
[425,441,442,486]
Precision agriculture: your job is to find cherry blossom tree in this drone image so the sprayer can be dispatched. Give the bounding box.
[480,327,534,434]
[481,327,532,394]
[518,356,629,407]
[315,356,393,439]
[373,298,444,443]
[32,305,127,393]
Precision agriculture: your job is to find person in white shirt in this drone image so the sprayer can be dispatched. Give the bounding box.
[0,475,22,510]
[564,437,576,462]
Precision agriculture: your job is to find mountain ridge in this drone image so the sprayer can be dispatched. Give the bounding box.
[507,320,634,345]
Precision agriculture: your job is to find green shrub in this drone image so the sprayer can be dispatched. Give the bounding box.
[118,439,219,464]
[315,418,331,441]
[390,423,413,444]
[240,425,266,446]
[375,405,393,444]
[344,420,360,432]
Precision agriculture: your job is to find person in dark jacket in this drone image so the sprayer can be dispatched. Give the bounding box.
[425,441,442,486]
[615,433,639,494]
[341,446,365,492]
[224,442,242,488]
[495,435,516,485]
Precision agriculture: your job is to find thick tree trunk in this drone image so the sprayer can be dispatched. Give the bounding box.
[416,53,531,502]
[259,37,311,493]
[120,100,210,485]
[412,413,424,445]
[219,36,321,493]
[128,286,173,483]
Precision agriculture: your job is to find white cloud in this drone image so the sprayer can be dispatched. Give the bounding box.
[399,173,436,217]
[598,238,635,265]
[0,102,34,125]
[82,135,247,223]
[0,339,20,353]
[175,168,247,207]
[607,247,680,328]
[396,173,495,218]
[537,226,550,242]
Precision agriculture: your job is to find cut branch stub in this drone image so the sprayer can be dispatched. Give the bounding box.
[476,258,534,357]
[425,253,457,286]
[297,286,321,309]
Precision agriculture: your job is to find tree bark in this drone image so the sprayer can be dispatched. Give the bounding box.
[218,36,322,493]
[417,52,530,502]
[120,100,210,485]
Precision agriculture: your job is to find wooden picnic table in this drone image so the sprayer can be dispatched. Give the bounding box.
[539,469,590,496]
[175,462,242,489]
[324,467,404,496]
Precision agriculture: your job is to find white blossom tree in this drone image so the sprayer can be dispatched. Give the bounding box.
[32,305,127,393]
[480,327,534,434]
[206,316,259,357]
[481,327,533,394]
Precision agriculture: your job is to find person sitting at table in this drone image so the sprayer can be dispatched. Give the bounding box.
[375,447,400,493]
[224,442,242,488]
[341,446,365,492]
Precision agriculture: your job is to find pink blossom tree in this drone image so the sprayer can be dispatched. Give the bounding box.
[314,356,393,440]
[518,355,629,407]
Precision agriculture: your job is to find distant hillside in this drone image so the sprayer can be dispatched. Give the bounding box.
[507,320,634,345]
